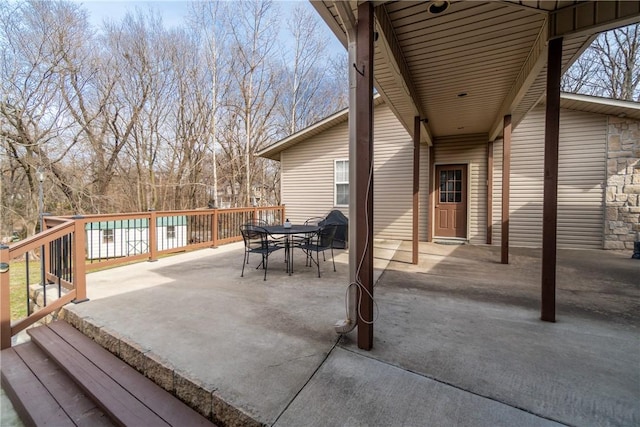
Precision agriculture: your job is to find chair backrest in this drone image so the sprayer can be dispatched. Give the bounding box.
[248,218,269,226]
[304,216,325,226]
[240,224,268,249]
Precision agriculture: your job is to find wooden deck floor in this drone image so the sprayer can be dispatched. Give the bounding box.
[1,321,215,426]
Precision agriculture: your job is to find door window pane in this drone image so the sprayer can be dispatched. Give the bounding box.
[439,168,463,204]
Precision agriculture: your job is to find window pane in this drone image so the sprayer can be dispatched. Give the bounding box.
[455,193,462,203]
[336,183,349,205]
[102,229,114,244]
[336,161,349,182]
[440,192,446,203]
[440,171,446,182]
[447,193,454,202]
[455,170,462,180]
[455,181,462,192]
[447,170,454,180]
[447,182,454,191]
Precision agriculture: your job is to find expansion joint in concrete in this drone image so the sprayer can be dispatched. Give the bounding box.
[336,344,568,426]
[269,335,343,426]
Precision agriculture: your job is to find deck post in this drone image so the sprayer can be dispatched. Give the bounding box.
[427,145,435,242]
[542,36,563,322]
[0,245,10,349]
[211,209,218,248]
[412,116,420,264]
[149,210,158,262]
[355,1,374,350]
[501,115,512,264]
[43,216,52,284]
[72,216,88,303]
[487,141,494,244]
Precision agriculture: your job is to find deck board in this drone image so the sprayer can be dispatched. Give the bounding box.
[0,346,75,427]
[47,321,214,427]
[28,325,171,427]
[13,341,114,427]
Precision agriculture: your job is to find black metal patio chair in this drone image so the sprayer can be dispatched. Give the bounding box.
[298,216,328,264]
[240,225,283,281]
[298,225,337,278]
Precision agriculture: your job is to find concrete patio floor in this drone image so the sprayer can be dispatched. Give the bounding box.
[10,241,640,426]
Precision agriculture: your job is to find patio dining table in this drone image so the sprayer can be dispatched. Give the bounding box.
[263,224,319,275]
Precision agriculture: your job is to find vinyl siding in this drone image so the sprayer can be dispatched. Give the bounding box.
[492,106,606,249]
[281,104,414,240]
[433,135,488,244]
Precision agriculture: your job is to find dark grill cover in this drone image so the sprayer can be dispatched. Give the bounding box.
[320,210,348,249]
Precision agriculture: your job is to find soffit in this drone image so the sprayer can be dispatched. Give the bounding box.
[313,0,640,141]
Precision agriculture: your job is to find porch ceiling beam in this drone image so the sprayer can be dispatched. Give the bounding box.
[489,19,548,142]
[550,1,640,39]
[374,5,433,145]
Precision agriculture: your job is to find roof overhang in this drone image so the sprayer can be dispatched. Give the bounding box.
[257,95,384,160]
[311,1,640,142]
[257,92,638,160]
[557,92,640,120]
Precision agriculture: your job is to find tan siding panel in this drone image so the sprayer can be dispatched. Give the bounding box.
[282,104,414,240]
[492,106,606,249]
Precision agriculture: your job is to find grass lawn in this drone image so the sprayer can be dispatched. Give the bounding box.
[8,253,182,321]
[9,260,42,320]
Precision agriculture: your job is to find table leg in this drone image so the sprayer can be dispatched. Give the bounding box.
[288,235,293,275]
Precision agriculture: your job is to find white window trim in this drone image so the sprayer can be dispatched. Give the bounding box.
[334,159,349,207]
[102,229,114,244]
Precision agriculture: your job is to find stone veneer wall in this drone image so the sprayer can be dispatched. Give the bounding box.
[605,116,640,250]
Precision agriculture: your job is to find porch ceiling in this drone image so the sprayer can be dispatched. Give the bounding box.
[312,0,640,142]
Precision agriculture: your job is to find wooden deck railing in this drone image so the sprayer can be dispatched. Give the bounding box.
[0,206,285,349]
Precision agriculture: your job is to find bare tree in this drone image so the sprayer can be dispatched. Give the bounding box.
[223,0,279,207]
[278,5,327,135]
[0,0,350,231]
[563,24,639,101]
[188,1,229,208]
[163,28,211,209]
[0,0,87,233]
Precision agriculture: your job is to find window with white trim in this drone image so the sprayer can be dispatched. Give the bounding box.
[102,229,114,244]
[334,160,349,206]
